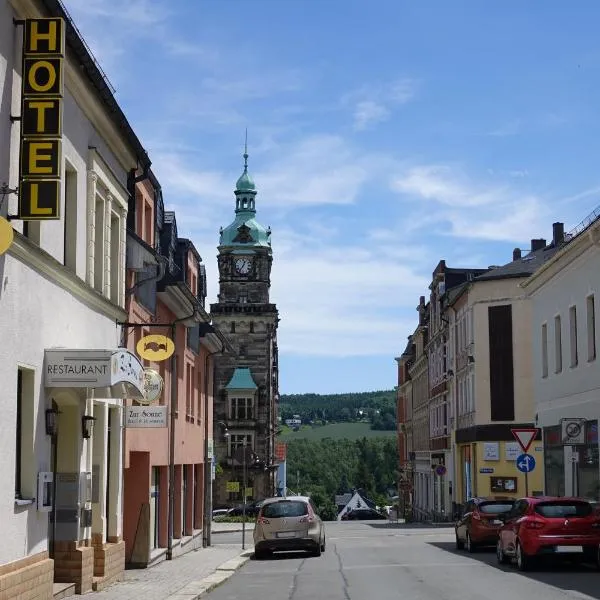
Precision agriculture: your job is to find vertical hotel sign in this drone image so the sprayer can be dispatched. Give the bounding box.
[18,18,65,220]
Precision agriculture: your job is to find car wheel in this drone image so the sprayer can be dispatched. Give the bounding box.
[516,541,531,571]
[254,549,268,560]
[455,532,464,550]
[496,539,508,564]
[466,533,476,553]
[320,537,326,552]
[311,544,322,557]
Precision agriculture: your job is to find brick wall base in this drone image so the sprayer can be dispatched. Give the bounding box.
[0,551,53,600]
[53,541,94,595]
[91,534,125,592]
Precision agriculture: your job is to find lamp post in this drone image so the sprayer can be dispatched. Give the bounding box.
[242,437,247,551]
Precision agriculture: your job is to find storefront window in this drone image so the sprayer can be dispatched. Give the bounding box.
[544,426,565,497]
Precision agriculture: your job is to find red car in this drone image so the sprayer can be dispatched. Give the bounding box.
[455,497,515,552]
[496,496,600,571]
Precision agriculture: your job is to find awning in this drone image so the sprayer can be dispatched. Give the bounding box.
[45,348,145,399]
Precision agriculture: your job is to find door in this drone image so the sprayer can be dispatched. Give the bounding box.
[182,466,188,535]
[150,467,159,549]
[49,401,58,558]
[502,500,529,554]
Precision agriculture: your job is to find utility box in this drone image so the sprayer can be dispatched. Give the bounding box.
[37,472,53,512]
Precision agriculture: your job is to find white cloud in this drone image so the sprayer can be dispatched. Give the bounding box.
[344,78,418,131]
[391,164,551,243]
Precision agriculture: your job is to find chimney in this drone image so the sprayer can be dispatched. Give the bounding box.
[531,238,546,252]
[552,222,564,246]
[512,248,522,261]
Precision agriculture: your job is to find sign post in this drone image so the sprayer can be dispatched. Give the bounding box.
[511,428,540,497]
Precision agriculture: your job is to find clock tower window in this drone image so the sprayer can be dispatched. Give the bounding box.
[238,292,248,304]
[230,323,235,333]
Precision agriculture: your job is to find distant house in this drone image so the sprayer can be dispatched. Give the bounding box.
[285,414,302,427]
[337,491,374,520]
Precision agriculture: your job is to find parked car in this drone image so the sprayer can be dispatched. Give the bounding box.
[212,508,229,519]
[342,508,388,520]
[253,496,326,559]
[455,497,515,552]
[227,500,264,517]
[496,496,600,571]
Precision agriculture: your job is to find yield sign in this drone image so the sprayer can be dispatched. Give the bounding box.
[511,428,540,453]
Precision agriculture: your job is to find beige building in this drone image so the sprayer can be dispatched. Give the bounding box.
[448,229,565,505]
[408,296,431,518]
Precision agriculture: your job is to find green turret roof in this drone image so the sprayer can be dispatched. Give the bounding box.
[219,139,272,250]
[225,367,257,390]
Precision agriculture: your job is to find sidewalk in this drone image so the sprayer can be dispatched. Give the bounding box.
[94,544,251,600]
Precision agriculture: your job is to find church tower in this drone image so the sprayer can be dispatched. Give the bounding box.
[210,141,279,507]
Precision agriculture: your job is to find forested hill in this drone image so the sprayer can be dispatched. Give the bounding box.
[279,390,396,431]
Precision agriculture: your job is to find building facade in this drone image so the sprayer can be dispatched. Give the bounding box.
[408,296,431,518]
[211,150,280,507]
[1,2,149,596]
[448,231,566,506]
[122,171,228,567]
[523,215,600,500]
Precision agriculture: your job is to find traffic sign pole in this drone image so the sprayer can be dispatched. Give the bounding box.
[525,471,529,497]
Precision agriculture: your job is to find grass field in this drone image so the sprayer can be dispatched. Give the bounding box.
[277,421,396,441]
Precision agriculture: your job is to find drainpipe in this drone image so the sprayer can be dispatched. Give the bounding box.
[202,337,225,548]
[166,307,198,561]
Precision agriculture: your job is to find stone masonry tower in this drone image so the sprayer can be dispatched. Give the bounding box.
[210,141,279,507]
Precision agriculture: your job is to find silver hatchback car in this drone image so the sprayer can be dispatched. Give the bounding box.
[253,496,326,559]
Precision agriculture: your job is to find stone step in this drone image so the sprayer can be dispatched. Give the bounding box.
[53,582,76,600]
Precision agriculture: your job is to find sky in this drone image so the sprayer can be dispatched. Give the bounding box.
[63,0,600,395]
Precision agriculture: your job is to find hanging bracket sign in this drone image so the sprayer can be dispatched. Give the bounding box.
[141,368,164,405]
[137,334,175,362]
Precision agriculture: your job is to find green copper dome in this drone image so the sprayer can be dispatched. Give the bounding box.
[219,142,272,250]
[236,168,256,192]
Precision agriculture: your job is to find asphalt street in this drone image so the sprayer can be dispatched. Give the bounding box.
[208,522,600,600]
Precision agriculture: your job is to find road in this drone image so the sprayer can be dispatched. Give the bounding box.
[208,521,600,600]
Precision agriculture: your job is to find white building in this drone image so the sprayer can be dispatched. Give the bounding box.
[523,218,600,500]
[0,1,150,597]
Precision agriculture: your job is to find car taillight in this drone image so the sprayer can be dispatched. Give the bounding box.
[299,514,315,523]
[257,516,270,525]
[524,520,544,529]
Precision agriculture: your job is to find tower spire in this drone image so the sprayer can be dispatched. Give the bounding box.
[243,128,248,171]
[235,129,256,195]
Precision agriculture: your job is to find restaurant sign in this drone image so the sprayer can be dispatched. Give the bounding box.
[125,406,167,428]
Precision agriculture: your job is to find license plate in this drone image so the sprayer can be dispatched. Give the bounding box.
[492,520,503,525]
[277,531,296,538]
[556,545,583,553]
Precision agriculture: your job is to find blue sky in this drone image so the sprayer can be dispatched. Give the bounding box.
[65,0,600,394]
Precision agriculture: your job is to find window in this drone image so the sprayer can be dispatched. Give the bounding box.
[230,322,236,333]
[238,293,248,304]
[588,295,597,362]
[15,368,35,499]
[64,165,77,270]
[554,315,562,373]
[569,306,578,368]
[249,322,254,333]
[262,500,308,518]
[110,211,121,304]
[541,323,548,378]
[94,194,105,292]
[230,397,253,420]
[229,433,253,457]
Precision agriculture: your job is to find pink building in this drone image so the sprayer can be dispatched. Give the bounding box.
[122,171,228,566]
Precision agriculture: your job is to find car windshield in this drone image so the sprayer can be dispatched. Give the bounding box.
[479,502,514,514]
[534,501,592,518]
[262,501,308,518]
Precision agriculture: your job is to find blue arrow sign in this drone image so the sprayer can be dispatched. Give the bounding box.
[516,453,536,473]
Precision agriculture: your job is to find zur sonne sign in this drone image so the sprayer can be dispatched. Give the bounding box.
[19,18,65,220]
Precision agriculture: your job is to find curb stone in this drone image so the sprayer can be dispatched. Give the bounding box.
[167,551,253,600]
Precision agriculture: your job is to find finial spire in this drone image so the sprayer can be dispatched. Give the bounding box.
[243,128,248,171]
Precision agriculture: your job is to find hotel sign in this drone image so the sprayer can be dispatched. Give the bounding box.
[19,18,65,220]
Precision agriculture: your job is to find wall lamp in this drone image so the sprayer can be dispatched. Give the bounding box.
[45,407,59,437]
[217,420,230,438]
[467,355,475,363]
[446,369,454,377]
[82,415,96,439]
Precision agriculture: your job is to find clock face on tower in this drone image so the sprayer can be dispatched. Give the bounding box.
[234,257,252,276]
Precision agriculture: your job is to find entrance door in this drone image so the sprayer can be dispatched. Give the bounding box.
[106,409,112,538]
[150,467,159,549]
[182,466,188,535]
